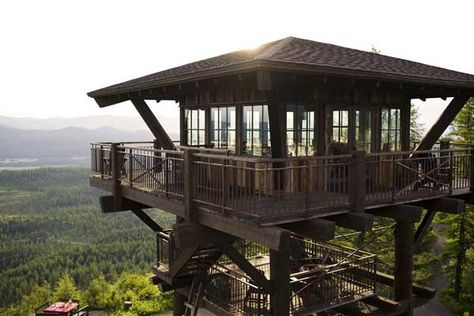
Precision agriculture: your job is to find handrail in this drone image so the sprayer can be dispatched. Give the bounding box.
[91,142,474,220]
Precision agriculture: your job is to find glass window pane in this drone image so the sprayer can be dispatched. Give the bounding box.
[198,110,205,129]
[228,107,236,129]
[191,110,198,129]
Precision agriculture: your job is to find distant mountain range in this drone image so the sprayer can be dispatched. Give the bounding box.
[0,116,180,168]
[0,115,180,134]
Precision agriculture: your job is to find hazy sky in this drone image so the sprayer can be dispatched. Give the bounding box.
[1,0,473,129]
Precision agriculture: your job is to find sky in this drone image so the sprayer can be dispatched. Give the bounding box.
[0,0,473,130]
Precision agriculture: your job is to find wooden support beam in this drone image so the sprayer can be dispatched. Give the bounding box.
[415,94,470,151]
[374,271,436,298]
[280,218,335,241]
[99,195,149,213]
[173,223,232,250]
[394,220,414,315]
[369,205,422,222]
[216,241,272,293]
[131,99,175,150]
[270,230,291,316]
[414,210,436,252]
[413,198,465,214]
[131,209,163,232]
[91,177,186,217]
[196,207,289,250]
[326,212,374,232]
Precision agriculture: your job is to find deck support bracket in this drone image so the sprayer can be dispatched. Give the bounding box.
[131,98,175,150]
[131,209,163,232]
[414,210,436,252]
[414,94,470,151]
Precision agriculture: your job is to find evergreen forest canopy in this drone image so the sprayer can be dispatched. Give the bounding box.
[0,167,174,315]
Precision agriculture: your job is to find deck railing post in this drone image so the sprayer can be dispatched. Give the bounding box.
[449,150,454,194]
[99,145,104,178]
[111,142,122,211]
[128,148,133,187]
[184,148,198,222]
[350,150,366,212]
[470,148,474,201]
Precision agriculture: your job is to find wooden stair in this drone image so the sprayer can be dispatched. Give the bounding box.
[152,245,222,291]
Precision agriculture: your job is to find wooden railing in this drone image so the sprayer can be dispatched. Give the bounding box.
[91,142,474,220]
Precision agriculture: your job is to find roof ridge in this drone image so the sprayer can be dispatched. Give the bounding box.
[254,36,295,60]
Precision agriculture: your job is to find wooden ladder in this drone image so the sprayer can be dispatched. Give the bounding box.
[184,275,205,316]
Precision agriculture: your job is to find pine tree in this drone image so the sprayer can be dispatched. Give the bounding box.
[52,274,81,302]
[450,97,474,143]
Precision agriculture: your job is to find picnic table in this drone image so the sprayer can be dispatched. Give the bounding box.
[42,301,79,315]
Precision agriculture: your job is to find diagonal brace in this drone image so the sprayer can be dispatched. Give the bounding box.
[131,209,163,232]
[216,241,273,293]
[414,209,436,252]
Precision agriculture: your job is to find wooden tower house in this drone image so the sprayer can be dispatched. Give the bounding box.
[88,37,474,315]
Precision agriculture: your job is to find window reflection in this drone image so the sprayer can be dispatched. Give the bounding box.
[381,108,401,151]
[210,106,236,153]
[242,105,270,156]
[286,105,315,156]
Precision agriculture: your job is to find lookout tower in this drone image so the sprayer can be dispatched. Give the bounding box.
[88,37,474,315]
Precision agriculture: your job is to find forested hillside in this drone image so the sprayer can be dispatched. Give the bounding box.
[0,168,174,314]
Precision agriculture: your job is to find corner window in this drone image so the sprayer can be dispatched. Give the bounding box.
[185,109,205,146]
[242,105,270,156]
[210,107,236,153]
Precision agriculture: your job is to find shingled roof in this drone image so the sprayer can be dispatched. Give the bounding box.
[88,36,474,98]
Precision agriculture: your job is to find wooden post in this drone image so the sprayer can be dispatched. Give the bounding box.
[128,148,133,187]
[350,150,366,212]
[173,292,186,316]
[184,148,197,222]
[270,231,291,316]
[394,219,414,315]
[111,143,122,211]
[401,100,411,151]
[180,107,187,146]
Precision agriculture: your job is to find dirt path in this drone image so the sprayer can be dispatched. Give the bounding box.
[414,223,455,316]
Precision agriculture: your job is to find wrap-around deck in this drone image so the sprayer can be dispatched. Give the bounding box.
[90,142,473,224]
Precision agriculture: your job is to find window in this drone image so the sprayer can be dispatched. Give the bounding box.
[185,109,205,146]
[381,108,401,151]
[242,105,270,156]
[287,105,315,156]
[355,110,372,152]
[210,107,236,153]
[332,110,349,144]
